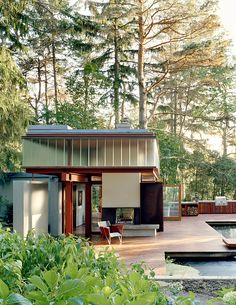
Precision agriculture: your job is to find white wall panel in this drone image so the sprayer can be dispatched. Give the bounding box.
[102,173,140,208]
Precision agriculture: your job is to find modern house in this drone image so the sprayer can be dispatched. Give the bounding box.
[14,123,163,237]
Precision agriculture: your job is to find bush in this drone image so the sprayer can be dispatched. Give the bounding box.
[0,229,168,305]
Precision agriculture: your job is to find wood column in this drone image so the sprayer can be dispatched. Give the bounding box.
[85,182,92,237]
[65,181,73,235]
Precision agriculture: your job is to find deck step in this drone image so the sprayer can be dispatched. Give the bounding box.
[222,238,236,248]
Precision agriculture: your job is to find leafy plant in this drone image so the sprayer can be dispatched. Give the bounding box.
[0,229,169,305]
[207,288,236,305]
[175,292,200,305]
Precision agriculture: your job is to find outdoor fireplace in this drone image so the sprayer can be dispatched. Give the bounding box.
[102,207,140,225]
[116,208,134,224]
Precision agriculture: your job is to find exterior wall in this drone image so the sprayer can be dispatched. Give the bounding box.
[102,173,140,208]
[13,181,48,237]
[48,179,62,236]
[23,137,159,168]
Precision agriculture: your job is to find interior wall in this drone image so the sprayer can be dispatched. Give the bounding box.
[102,173,140,208]
[76,184,85,226]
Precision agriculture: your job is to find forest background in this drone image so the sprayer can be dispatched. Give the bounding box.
[1,0,236,200]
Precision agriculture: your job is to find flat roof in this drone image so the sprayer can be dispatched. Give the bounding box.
[6,172,58,179]
[24,125,157,138]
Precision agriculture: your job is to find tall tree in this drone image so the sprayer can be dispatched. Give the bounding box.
[205,65,236,156]
[86,0,137,125]
[0,0,31,176]
[0,48,31,174]
[19,0,71,124]
[0,0,29,49]
[134,0,227,128]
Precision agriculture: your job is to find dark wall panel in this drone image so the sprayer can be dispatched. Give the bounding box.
[134,208,141,224]
[141,183,163,231]
[102,208,116,224]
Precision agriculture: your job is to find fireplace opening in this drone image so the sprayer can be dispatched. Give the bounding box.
[116,208,134,224]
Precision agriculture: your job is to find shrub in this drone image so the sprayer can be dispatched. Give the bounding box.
[0,229,168,305]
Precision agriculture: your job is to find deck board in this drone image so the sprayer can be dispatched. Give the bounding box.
[93,214,236,275]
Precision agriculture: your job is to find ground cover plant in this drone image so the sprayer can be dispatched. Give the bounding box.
[0,228,234,305]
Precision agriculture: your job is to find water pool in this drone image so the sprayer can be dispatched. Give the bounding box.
[209,223,236,239]
[171,256,236,276]
[166,222,236,276]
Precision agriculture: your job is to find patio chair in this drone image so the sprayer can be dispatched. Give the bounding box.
[98,221,123,245]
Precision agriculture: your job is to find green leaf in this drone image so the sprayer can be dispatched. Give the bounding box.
[57,279,82,297]
[53,301,68,305]
[113,295,126,305]
[29,276,48,293]
[68,297,84,305]
[6,293,32,305]
[86,294,110,305]
[0,278,9,299]
[129,271,141,285]
[137,293,157,304]
[42,270,59,290]
[26,291,47,302]
[64,263,79,279]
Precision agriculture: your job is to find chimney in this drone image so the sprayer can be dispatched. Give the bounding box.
[115,117,131,129]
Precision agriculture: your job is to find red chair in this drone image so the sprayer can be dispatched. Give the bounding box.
[98,221,123,244]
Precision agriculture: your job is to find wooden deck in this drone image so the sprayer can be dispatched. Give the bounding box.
[93,214,236,275]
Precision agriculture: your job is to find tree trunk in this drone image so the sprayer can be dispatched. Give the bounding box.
[222,123,227,156]
[114,18,120,126]
[121,83,126,120]
[44,57,49,124]
[52,37,58,121]
[173,87,178,135]
[138,1,147,129]
[35,57,41,122]
[83,72,89,110]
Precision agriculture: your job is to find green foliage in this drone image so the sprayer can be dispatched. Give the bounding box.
[211,155,236,197]
[55,101,104,129]
[207,288,236,305]
[156,128,236,199]
[0,196,12,225]
[0,229,169,305]
[175,292,200,305]
[0,0,29,48]
[0,47,31,174]
[157,130,186,184]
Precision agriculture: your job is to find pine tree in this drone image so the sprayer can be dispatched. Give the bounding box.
[0,48,31,174]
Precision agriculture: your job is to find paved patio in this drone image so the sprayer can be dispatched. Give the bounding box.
[93,214,236,275]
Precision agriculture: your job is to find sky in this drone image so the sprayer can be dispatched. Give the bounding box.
[218,0,236,54]
[75,0,236,54]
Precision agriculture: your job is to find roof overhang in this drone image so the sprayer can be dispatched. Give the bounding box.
[24,166,160,182]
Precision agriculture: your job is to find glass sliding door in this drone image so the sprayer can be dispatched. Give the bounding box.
[91,184,102,233]
[163,185,182,220]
